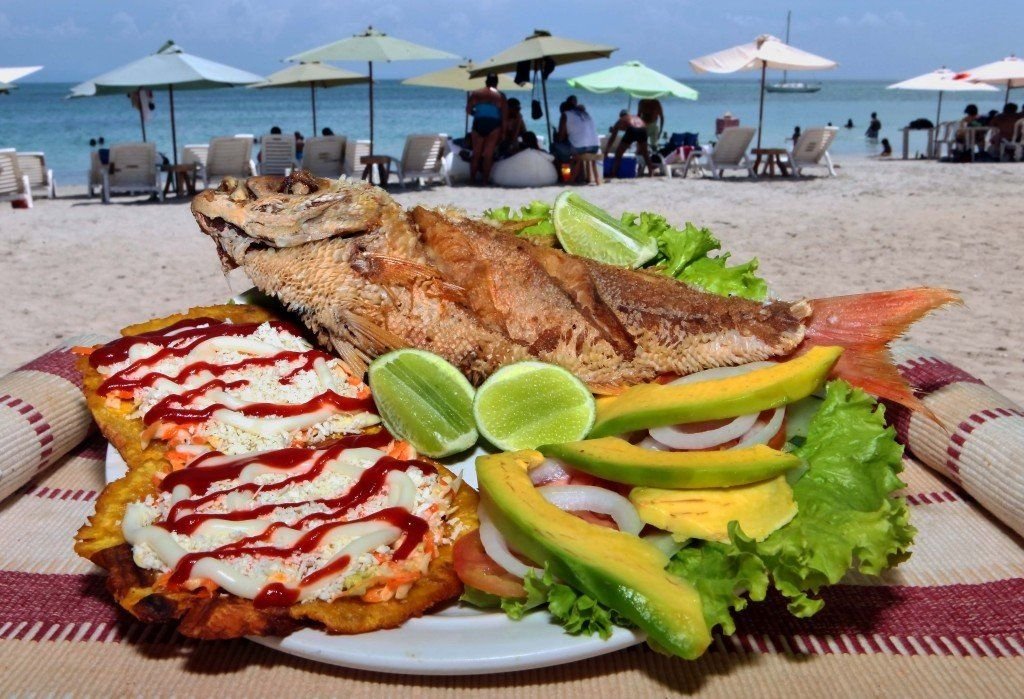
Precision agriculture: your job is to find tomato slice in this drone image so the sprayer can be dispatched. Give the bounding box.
[452,531,527,599]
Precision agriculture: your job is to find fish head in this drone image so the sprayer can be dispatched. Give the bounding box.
[191,171,391,269]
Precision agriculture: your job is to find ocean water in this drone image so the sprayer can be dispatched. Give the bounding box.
[1,79,1011,185]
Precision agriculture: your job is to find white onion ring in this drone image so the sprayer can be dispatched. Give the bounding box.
[649,412,759,450]
[537,485,643,535]
[477,503,539,579]
[668,361,776,387]
[642,531,686,557]
[637,436,671,451]
[529,458,572,485]
[732,408,786,450]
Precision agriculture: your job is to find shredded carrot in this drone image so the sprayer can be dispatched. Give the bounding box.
[70,346,95,356]
[165,451,191,471]
[362,585,394,603]
[387,441,415,461]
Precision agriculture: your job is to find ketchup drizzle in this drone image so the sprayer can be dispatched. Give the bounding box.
[143,389,377,427]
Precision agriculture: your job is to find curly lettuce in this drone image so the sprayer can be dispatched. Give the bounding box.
[484,202,555,237]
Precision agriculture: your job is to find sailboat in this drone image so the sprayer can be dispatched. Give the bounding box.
[766,11,822,93]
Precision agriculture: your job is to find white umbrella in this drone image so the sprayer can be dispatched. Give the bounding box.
[963,55,1024,101]
[287,27,457,154]
[248,62,369,134]
[887,68,997,128]
[70,41,262,163]
[0,66,42,89]
[690,34,836,148]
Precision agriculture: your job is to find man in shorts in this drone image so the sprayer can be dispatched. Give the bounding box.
[608,110,652,178]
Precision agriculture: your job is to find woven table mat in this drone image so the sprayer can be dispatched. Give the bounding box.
[0,340,1022,697]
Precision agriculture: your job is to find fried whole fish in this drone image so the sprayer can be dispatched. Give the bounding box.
[191,172,956,410]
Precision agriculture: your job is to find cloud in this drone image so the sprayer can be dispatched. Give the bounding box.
[110,11,139,38]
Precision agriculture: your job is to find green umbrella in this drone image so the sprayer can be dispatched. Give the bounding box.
[470,29,616,143]
[70,41,261,163]
[248,62,369,134]
[287,27,457,154]
[567,60,698,104]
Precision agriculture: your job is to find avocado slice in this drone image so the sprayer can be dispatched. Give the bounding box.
[630,475,798,543]
[539,437,800,488]
[589,346,843,438]
[476,449,711,659]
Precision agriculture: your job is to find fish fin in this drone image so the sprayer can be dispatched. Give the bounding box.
[804,288,961,418]
[352,253,467,304]
[339,310,409,368]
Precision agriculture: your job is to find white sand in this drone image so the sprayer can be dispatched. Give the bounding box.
[2,159,1021,401]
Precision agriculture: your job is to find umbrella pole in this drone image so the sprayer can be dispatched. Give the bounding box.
[756,61,766,149]
[934,91,943,158]
[311,83,317,135]
[464,91,469,137]
[1006,83,1011,104]
[542,75,552,146]
[140,99,147,142]
[368,61,375,155]
[169,84,178,166]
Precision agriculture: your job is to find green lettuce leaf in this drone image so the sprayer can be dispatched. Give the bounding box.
[618,212,767,301]
[733,380,915,616]
[484,201,555,237]
[666,538,768,635]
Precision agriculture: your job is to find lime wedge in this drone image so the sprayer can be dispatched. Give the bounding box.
[368,349,478,458]
[474,361,596,451]
[552,191,658,268]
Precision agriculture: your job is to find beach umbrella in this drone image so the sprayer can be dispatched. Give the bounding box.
[69,41,262,163]
[567,60,698,107]
[690,35,836,148]
[0,66,42,93]
[287,27,457,154]
[248,62,369,134]
[403,60,529,134]
[470,29,617,143]
[962,55,1024,102]
[887,68,997,131]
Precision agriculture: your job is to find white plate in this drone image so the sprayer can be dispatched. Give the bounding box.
[105,445,645,675]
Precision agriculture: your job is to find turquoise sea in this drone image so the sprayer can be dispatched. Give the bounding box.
[1,79,1012,185]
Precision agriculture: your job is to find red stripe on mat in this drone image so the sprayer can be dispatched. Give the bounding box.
[16,347,84,388]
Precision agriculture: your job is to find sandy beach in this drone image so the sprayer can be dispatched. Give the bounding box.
[2,159,1021,401]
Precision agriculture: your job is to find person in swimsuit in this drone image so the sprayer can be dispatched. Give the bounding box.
[466,74,507,185]
[637,98,664,148]
[501,97,527,156]
[608,110,652,178]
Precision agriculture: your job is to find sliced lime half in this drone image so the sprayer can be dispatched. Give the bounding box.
[552,191,658,268]
[368,349,477,458]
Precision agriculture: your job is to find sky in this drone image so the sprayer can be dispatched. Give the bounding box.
[0,0,1019,83]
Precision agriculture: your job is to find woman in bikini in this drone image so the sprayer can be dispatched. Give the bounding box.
[466,74,507,185]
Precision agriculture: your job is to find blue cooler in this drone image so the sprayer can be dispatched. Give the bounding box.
[603,154,637,178]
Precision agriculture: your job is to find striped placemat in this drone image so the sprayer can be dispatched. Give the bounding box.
[0,340,1021,696]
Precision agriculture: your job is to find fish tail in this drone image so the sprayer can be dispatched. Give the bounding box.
[804,288,961,415]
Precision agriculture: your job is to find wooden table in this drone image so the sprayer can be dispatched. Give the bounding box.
[900,127,935,160]
[360,155,393,186]
[750,148,789,177]
[161,163,198,198]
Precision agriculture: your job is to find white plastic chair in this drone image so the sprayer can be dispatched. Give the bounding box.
[301,135,346,178]
[388,134,450,187]
[204,136,256,188]
[932,121,958,159]
[182,144,209,182]
[1000,118,1024,161]
[682,127,757,179]
[343,139,372,178]
[16,152,55,199]
[0,149,33,207]
[102,142,162,203]
[87,151,104,198]
[258,133,297,176]
[787,126,839,177]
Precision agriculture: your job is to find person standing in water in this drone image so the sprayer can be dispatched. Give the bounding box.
[466,73,507,185]
[866,112,882,139]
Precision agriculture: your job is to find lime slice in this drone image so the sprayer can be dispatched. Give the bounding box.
[474,361,596,451]
[552,191,658,268]
[368,349,478,458]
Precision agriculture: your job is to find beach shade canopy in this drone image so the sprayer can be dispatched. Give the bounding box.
[567,60,698,101]
[69,41,262,163]
[403,61,530,92]
[0,66,42,85]
[888,68,997,127]
[690,34,836,147]
[249,62,369,134]
[287,27,457,154]
[962,55,1024,100]
[470,30,617,143]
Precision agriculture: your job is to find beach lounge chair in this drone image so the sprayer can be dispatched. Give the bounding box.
[786,126,839,177]
[302,135,346,178]
[87,152,105,198]
[681,127,756,179]
[203,136,255,188]
[388,134,450,187]
[343,140,372,178]
[0,149,33,207]
[182,144,209,182]
[102,142,162,204]
[258,133,298,176]
[1000,119,1024,161]
[16,152,56,199]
